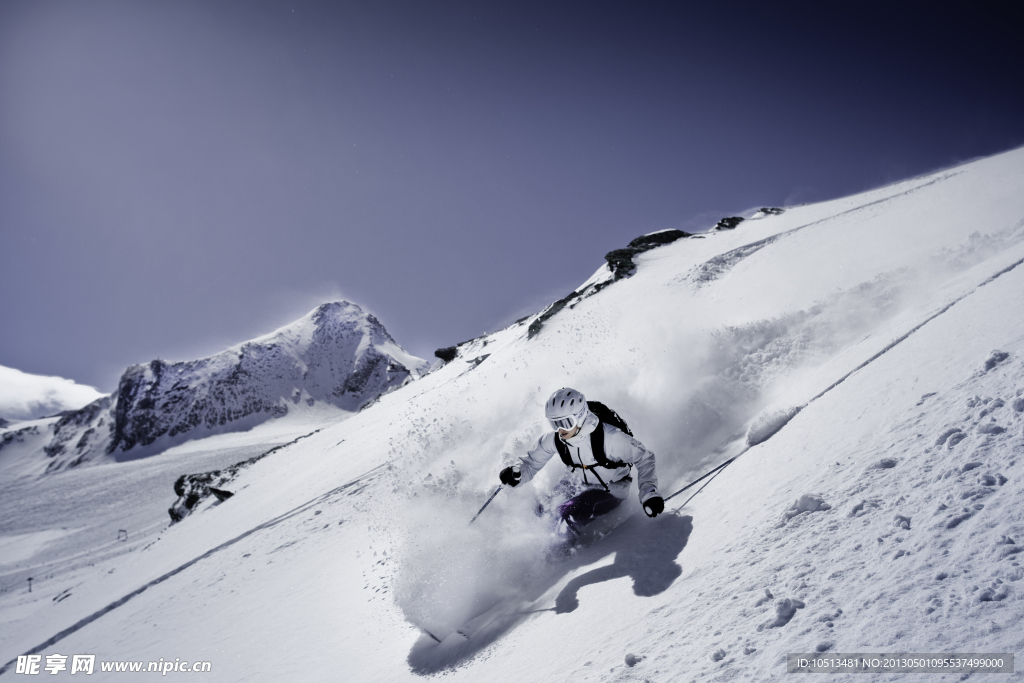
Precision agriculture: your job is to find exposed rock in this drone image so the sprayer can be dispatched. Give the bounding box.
[605,229,692,280]
[434,346,458,363]
[529,229,696,339]
[44,397,115,471]
[527,280,614,339]
[168,429,321,523]
[39,302,427,472]
[714,216,745,231]
[0,424,42,455]
[434,334,491,364]
[209,487,234,502]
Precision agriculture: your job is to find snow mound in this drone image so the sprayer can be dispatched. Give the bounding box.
[746,406,802,446]
[757,597,805,631]
[778,494,832,526]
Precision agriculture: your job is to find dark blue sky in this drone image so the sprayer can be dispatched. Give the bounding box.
[2,1,1023,391]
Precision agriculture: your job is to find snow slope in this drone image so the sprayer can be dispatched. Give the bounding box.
[1,147,1023,681]
[0,366,103,423]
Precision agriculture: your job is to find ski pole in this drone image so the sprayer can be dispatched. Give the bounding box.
[469,486,503,525]
[663,457,737,503]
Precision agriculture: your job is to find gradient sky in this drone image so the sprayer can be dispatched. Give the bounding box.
[2,0,1023,392]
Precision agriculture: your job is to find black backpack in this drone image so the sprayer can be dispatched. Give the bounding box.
[553,401,633,474]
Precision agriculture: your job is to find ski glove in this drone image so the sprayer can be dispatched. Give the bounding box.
[643,496,664,518]
[499,466,521,487]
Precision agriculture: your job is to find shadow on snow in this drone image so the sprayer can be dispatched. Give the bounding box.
[407,511,693,675]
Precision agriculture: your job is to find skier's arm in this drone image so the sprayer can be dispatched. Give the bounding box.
[604,428,659,504]
[512,433,558,485]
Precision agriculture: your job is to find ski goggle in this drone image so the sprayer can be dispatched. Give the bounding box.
[549,409,586,432]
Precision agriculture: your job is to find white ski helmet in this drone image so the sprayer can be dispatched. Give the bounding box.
[545,387,588,431]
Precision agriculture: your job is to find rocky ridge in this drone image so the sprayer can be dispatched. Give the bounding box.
[5,302,427,473]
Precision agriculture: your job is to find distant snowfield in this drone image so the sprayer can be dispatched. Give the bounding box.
[1,148,1023,681]
[0,365,103,422]
[0,530,76,566]
[0,405,350,579]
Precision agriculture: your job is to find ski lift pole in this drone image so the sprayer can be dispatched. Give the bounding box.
[469,486,503,525]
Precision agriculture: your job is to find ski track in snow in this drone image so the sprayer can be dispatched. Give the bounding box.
[0,463,387,676]
[688,171,963,287]
[806,254,1024,406]
[639,349,1024,682]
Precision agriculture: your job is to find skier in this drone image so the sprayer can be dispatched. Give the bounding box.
[499,388,664,549]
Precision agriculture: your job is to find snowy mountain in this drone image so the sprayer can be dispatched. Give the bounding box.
[0,365,104,422]
[1,148,1023,681]
[0,302,428,475]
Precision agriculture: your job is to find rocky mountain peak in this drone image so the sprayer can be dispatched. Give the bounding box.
[11,302,427,473]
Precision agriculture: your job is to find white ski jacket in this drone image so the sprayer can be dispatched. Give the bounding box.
[514,411,659,504]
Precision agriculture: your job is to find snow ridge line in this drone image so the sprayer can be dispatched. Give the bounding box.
[690,171,961,285]
[0,463,387,677]
[666,249,1024,512]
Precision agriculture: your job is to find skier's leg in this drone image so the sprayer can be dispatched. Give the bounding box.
[557,488,624,534]
[546,489,624,561]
